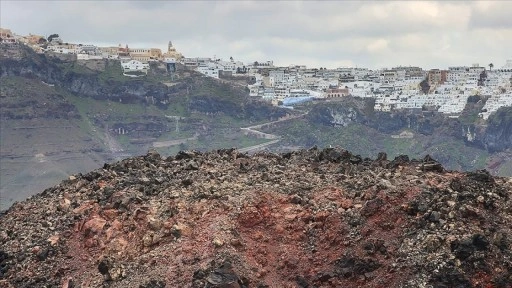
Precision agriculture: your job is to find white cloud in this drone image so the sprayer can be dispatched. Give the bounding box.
[366,39,389,53]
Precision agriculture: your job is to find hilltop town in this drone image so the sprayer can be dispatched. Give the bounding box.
[1,27,512,119]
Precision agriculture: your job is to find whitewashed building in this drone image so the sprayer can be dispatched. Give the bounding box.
[269,70,285,87]
[121,60,150,73]
[479,92,512,119]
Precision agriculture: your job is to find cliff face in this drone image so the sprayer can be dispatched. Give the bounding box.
[188,95,288,121]
[0,50,170,107]
[0,45,290,121]
[464,107,512,152]
[0,44,291,211]
[308,101,440,135]
[307,100,511,153]
[0,148,511,287]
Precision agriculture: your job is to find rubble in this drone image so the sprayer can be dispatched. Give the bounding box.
[0,148,511,287]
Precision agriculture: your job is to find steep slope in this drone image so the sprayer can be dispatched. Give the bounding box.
[478,107,512,152]
[1,148,511,287]
[0,44,290,210]
[0,76,111,209]
[265,98,512,175]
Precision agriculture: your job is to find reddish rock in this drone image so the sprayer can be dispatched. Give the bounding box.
[83,216,106,235]
[0,148,511,288]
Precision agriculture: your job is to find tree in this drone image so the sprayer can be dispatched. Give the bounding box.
[47,34,59,42]
[489,63,494,71]
[230,56,233,62]
[253,61,259,67]
[38,37,47,44]
[478,70,487,86]
[419,78,430,94]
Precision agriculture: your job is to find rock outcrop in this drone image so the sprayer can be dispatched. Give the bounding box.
[1,148,511,287]
[467,107,512,152]
[0,44,289,121]
[0,45,169,107]
[308,100,512,153]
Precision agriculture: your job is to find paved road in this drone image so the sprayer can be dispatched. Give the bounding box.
[243,113,307,130]
[237,113,307,153]
[238,139,281,153]
[152,135,198,148]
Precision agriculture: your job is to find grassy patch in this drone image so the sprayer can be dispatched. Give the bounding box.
[497,160,512,176]
[264,117,491,171]
[115,134,132,147]
[381,137,425,159]
[97,60,130,84]
[58,61,96,75]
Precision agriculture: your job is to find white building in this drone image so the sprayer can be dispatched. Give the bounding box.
[121,60,150,73]
[479,92,512,119]
[196,60,248,79]
[269,70,285,87]
[437,94,469,115]
[274,85,291,99]
[262,88,276,100]
[196,65,219,78]
[216,60,236,73]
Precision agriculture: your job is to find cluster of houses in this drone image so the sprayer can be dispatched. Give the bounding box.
[242,60,512,119]
[369,62,512,119]
[183,54,511,119]
[0,28,182,76]
[2,27,511,119]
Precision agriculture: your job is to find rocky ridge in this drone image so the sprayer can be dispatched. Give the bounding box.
[1,148,511,287]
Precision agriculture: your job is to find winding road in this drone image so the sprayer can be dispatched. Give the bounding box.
[147,112,306,153]
[237,112,307,153]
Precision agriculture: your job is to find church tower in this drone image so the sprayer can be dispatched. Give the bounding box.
[168,41,176,53]
[163,40,182,60]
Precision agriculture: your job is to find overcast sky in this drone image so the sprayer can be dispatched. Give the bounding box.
[1,1,511,69]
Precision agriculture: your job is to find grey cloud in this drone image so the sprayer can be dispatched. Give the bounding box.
[468,2,512,30]
[1,1,510,69]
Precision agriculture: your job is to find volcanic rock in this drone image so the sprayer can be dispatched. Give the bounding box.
[0,147,511,287]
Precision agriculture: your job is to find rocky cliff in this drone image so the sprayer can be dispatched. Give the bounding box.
[0,44,288,120]
[307,98,512,154]
[1,148,511,287]
[465,107,512,152]
[0,45,169,107]
[0,44,291,210]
